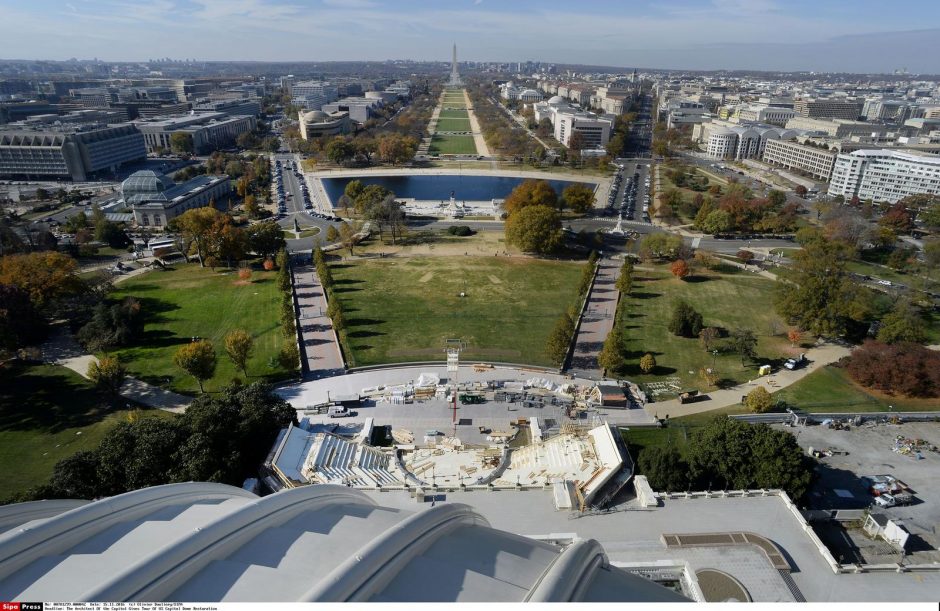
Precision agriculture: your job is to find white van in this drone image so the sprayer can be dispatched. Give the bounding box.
[327,405,349,418]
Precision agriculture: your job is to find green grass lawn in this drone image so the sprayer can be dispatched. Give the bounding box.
[845,260,916,286]
[109,263,292,394]
[0,362,176,499]
[330,256,583,367]
[435,118,472,132]
[618,265,791,393]
[772,366,940,412]
[429,134,478,155]
[438,109,470,119]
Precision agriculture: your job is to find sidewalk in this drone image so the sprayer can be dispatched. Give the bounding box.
[293,264,346,379]
[642,342,852,420]
[463,89,491,157]
[568,258,620,378]
[41,326,191,413]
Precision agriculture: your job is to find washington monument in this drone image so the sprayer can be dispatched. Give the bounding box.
[448,43,462,86]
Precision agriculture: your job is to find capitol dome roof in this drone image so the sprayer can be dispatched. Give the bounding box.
[0,483,686,603]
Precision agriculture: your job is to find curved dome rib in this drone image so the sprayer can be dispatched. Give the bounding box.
[0,482,253,582]
[302,502,488,602]
[86,485,377,601]
[525,537,607,602]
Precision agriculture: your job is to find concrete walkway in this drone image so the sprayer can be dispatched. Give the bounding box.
[568,258,620,378]
[293,264,346,379]
[642,342,852,420]
[40,326,190,413]
[463,89,491,157]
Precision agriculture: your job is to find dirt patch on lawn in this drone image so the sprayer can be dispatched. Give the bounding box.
[419,272,435,283]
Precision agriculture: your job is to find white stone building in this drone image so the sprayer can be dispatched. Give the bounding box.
[828,149,940,203]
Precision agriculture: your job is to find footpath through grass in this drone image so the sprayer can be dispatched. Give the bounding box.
[617,264,791,393]
[0,362,175,499]
[429,134,478,155]
[330,256,583,367]
[110,263,292,394]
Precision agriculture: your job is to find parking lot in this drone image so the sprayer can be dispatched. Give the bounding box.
[777,421,940,562]
[606,161,651,223]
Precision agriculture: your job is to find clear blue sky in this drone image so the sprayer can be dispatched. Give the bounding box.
[1,0,939,73]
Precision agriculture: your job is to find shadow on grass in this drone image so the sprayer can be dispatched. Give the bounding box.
[347,318,386,327]
[348,330,385,339]
[682,275,713,283]
[630,292,662,300]
[0,363,108,433]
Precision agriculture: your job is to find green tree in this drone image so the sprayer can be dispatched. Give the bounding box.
[615,258,634,294]
[87,355,127,398]
[0,284,47,352]
[686,416,812,499]
[668,300,703,338]
[174,340,217,393]
[562,183,595,213]
[47,451,101,499]
[504,205,562,254]
[597,327,625,373]
[546,311,576,367]
[745,386,774,413]
[639,353,656,373]
[877,300,926,344]
[700,209,733,235]
[278,342,300,370]
[247,221,286,258]
[326,225,339,242]
[774,240,866,338]
[767,189,787,209]
[729,328,758,366]
[637,446,689,492]
[224,329,254,377]
[169,132,194,154]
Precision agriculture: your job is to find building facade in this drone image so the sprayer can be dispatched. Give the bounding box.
[299,110,351,140]
[736,105,797,127]
[793,98,863,120]
[762,138,838,180]
[123,169,231,227]
[134,113,257,154]
[828,149,940,203]
[0,124,146,180]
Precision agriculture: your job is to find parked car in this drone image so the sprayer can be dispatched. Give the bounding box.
[784,353,807,370]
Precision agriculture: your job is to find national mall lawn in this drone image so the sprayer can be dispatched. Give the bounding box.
[109,263,293,394]
[329,255,584,367]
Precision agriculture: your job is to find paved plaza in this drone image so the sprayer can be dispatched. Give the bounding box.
[293,264,346,378]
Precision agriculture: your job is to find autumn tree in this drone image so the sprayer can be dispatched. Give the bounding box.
[169,131,194,154]
[787,328,802,347]
[597,327,625,374]
[503,179,559,216]
[224,329,254,378]
[87,356,127,399]
[0,252,82,307]
[736,249,755,266]
[504,205,562,254]
[326,225,339,242]
[338,221,359,256]
[562,183,595,213]
[846,341,940,397]
[639,353,656,373]
[670,259,690,279]
[745,386,774,413]
[174,340,217,393]
[0,284,47,351]
[615,258,634,294]
[170,207,225,267]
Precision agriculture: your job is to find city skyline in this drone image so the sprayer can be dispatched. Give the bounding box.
[0,0,939,73]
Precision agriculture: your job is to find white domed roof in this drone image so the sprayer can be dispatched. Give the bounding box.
[0,483,686,603]
[547,95,566,104]
[521,89,539,96]
[303,110,329,122]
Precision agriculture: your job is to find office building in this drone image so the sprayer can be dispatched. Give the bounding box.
[299,110,351,140]
[0,123,146,181]
[192,98,261,118]
[695,119,801,160]
[762,138,838,180]
[793,98,863,120]
[828,149,940,203]
[134,112,257,154]
[784,117,888,138]
[735,105,797,127]
[321,96,383,124]
[122,169,231,227]
[291,81,339,105]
